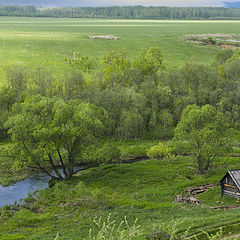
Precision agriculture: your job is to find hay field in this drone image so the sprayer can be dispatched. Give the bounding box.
[0,17,240,76]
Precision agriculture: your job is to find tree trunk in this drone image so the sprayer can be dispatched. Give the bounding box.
[57,149,68,178]
[48,154,63,179]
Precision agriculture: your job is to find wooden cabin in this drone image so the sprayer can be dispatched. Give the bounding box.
[220,170,240,198]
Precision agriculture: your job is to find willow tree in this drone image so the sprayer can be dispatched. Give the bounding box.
[5,95,104,180]
[175,104,231,174]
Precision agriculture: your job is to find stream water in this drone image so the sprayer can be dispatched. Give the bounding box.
[0,166,86,208]
[0,159,146,208]
[0,172,50,208]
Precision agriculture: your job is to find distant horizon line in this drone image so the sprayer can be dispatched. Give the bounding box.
[0,4,234,8]
[0,1,239,8]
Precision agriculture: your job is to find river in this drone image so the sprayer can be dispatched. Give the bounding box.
[0,166,86,208]
[0,172,49,208]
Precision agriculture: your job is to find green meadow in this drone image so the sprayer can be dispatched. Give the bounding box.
[0,17,240,76]
[1,154,240,239]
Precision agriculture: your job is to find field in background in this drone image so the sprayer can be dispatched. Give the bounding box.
[0,17,240,79]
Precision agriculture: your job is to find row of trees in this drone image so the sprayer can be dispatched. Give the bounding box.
[1,5,240,19]
[0,47,239,177]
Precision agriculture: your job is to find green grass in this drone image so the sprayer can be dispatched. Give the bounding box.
[0,17,240,80]
[1,154,240,239]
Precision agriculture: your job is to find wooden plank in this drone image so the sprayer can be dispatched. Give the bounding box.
[224,184,237,188]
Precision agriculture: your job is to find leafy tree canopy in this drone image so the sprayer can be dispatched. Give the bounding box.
[5,95,104,179]
[175,104,231,174]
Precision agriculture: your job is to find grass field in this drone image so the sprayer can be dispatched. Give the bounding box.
[0,138,240,239]
[1,155,240,239]
[0,17,240,79]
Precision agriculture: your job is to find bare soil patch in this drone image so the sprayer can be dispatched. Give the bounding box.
[220,44,239,50]
[89,35,118,40]
[174,184,216,205]
[174,195,201,205]
[185,33,240,49]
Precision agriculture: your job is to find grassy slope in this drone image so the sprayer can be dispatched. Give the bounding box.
[0,154,240,239]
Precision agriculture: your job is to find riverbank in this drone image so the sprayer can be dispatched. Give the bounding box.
[1,137,240,187]
[1,154,240,239]
[0,138,157,186]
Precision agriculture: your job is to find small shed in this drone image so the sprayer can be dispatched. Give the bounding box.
[220,170,240,198]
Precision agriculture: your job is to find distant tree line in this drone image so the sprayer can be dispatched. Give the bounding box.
[1,5,240,19]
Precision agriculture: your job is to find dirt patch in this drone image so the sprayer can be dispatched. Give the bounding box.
[220,44,239,50]
[185,33,240,49]
[89,35,118,40]
[186,33,240,38]
[174,184,216,205]
[174,195,201,205]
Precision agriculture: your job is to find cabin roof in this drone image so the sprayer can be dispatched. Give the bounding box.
[220,170,240,190]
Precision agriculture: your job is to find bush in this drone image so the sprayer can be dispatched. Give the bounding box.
[81,143,121,164]
[167,141,192,156]
[202,37,216,45]
[216,49,234,64]
[147,142,173,160]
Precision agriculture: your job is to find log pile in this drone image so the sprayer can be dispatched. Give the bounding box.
[211,205,240,210]
[187,184,216,195]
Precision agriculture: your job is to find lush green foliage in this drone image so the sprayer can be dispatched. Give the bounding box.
[147,142,173,160]
[175,105,231,174]
[80,143,121,164]
[4,96,105,179]
[1,156,240,239]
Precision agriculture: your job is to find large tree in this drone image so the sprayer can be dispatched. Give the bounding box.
[5,95,104,180]
[175,104,231,174]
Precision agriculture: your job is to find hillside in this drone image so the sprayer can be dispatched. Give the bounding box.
[0,151,240,239]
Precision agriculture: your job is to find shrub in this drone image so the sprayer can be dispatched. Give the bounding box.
[168,141,192,156]
[202,37,216,45]
[216,49,234,64]
[81,143,121,164]
[147,142,173,160]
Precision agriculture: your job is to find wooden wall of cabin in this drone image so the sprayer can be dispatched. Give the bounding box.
[221,175,240,197]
